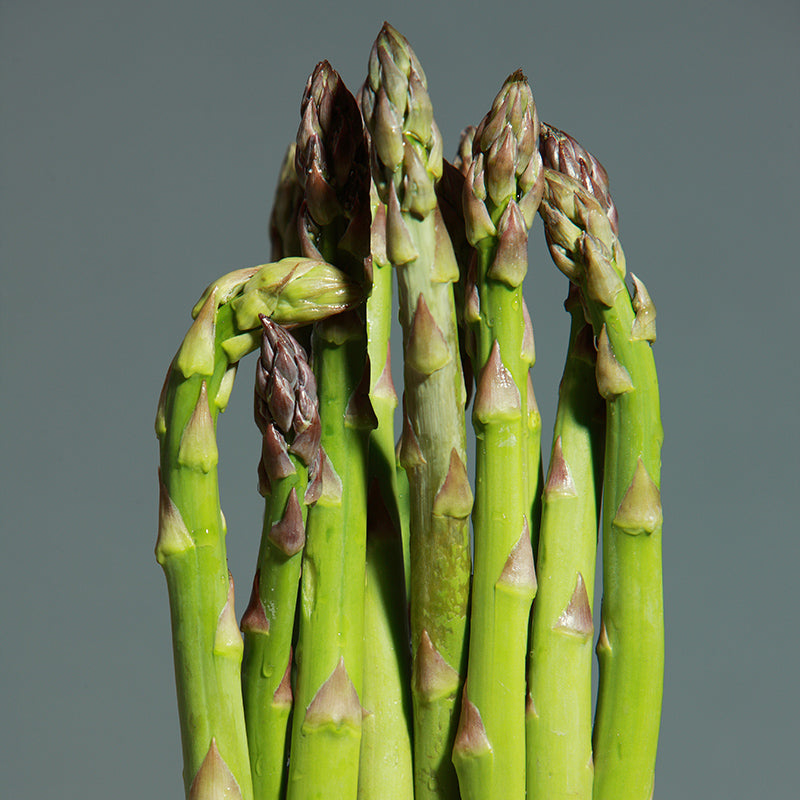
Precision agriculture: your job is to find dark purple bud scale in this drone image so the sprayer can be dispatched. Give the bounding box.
[255,316,321,474]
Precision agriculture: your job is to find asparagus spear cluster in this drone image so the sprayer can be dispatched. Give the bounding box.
[155,23,663,800]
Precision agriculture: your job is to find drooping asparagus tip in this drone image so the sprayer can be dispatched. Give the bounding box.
[255,315,321,469]
[539,122,618,233]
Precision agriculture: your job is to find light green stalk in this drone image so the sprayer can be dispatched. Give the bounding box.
[287,61,373,800]
[242,319,321,800]
[526,287,604,800]
[540,163,663,800]
[358,483,414,799]
[155,259,359,799]
[451,73,543,800]
[361,24,471,800]
[357,185,414,799]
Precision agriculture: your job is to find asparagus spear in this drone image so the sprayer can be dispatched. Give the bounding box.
[269,143,304,261]
[287,61,374,800]
[539,131,663,800]
[451,72,543,800]
[361,23,472,800]
[356,180,414,799]
[240,317,321,800]
[526,286,604,800]
[155,258,359,799]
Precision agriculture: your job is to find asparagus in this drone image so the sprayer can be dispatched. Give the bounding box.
[287,61,373,800]
[356,181,414,799]
[358,481,414,799]
[526,286,604,800]
[269,143,304,261]
[360,24,471,800]
[241,317,321,800]
[451,73,543,800]
[155,258,359,799]
[539,130,663,800]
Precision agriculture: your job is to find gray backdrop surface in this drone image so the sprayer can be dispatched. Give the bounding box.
[2,0,798,796]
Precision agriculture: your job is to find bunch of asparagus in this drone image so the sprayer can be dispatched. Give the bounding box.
[155,23,663,800]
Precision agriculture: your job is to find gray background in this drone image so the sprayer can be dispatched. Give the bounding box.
[2,0,798,796]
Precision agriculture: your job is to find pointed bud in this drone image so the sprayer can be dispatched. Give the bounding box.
[221,331,261,364]
[316,449,343,506]
[155,473,195,564]
[540,198,582,255]
[188,738,243,800]
[240,571,270,635]
[398,410,426,470]
[406,70,434,145]
[192,267,261,318]
[386,182,418,265]
[488,200,528,287]
[453,690,492,757]
[289,414,321,465]
[303,657,363,730]
[406,294,451,374]
[214,572,244,657]
[176,288,218,378]
[261,423,295,481]
[155,366,171,439]
[178,382,218,472]
[463,161,496,245]
[401,141,437,217]
[345,360,379,430]
[485,125,517,207]
[496,517,537,597]
[546,238,581,283]
[269,488,306,556]
[630,274,657,342]
[596,326,634,399]
[413,629,460,702]
[544,436,578,498]
[432,448,473,518]
[583,234,622,307]
[554,573,594,638]
[371,342,398,406]
[273,653,293,707]
[215,364,237,412]
[612,457,662,535]
[527,370,540,420]
[473,340,521,423]
[373,87,404,171]
[521,300,535,365]
[431,209,459,283]
[596,620,612,656]
[376,41,408,116]
[428,121,444,179]
[370,202,388,267]
[526,691,538,720]
[519,168,544,226]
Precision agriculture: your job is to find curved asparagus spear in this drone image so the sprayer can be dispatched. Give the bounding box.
[361,24,471,800]
[155,259,360,800]
[526,286,604,800]
[287,61,373,800]
[539,131,663,800]
[451,72,543,800]
[241,317,321,800]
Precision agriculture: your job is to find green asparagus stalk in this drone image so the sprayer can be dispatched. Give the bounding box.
[356,180,414,799]
[287,61,373,800]
[358,481,414,799]
[526,286,604,800]
[360,24,472,800]
[451,72,543,800]
[155,258,360,799]
[539,131,663,800]
[241,317,322,800]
